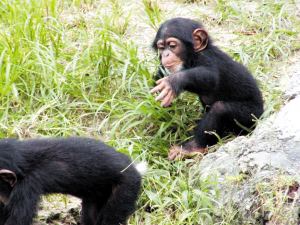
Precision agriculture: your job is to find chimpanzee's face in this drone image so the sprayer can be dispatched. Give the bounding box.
[156,37,185,74]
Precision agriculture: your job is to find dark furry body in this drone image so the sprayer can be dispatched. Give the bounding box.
[0,137,141,225]
[153,18,264,149]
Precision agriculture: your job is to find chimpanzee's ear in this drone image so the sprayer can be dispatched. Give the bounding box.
[192,28,208,52]
[0,169,17,187]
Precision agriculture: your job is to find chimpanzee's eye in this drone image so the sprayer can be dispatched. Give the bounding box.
[168,41,177,49]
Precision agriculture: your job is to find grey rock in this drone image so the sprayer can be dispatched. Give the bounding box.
[197,69,300,224]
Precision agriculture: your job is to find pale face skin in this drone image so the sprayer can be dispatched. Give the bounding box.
[149,37,184,107]
[157,38,184,74]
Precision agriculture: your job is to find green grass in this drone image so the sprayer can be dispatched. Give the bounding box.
[0,0,299,224]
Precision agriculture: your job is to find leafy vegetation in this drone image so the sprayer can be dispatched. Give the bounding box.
[0,0,299,224]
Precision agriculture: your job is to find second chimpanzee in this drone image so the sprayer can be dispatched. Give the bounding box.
[150,18,264,160]
[0,137,143,225]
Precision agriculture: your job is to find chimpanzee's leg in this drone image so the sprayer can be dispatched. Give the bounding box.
[194,101,261,147]
[81,198,107,225]
[168,101,262,160]
[95,174,141,225]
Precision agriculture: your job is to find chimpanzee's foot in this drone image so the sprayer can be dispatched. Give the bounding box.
[168,140,205,160]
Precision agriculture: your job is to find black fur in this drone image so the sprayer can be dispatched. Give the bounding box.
[0,137,141,225]
[153,18,264,149]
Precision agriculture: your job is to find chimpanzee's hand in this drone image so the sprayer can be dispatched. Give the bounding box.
[149,76,175,107]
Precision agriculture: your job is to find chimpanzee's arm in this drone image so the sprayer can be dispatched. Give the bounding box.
[169,66,219,96]
[4,179,41,225]
[150,66,219,107]
[0,201,6,225]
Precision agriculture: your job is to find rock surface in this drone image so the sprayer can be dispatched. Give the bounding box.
[198,67,300,224]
